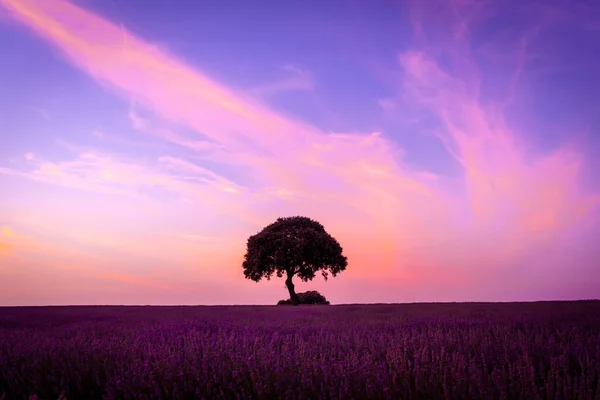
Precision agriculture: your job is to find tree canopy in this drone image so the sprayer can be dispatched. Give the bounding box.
[242,216,348,305]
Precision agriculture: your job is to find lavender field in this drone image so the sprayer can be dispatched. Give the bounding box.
[1,301,599,400]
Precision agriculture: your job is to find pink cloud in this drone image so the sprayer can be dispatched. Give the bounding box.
[397,46,595,254]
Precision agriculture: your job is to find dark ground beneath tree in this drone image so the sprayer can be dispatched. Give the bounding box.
[1,301,599,400]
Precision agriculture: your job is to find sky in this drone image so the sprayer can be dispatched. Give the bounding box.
[1,0,599,306]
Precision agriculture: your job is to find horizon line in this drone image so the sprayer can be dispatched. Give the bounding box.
[2,299,598,308]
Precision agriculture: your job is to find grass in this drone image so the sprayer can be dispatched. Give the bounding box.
[0,301,599,399]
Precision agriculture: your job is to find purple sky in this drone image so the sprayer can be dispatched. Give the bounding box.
[1,0,599,306]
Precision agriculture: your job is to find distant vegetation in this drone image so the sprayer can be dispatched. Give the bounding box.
[242,216,347,305]
[1,301,599,399]
[277,290,330,305]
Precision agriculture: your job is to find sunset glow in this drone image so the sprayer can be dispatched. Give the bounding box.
[1,0,599,305]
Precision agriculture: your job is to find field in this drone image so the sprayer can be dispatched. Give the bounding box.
[1,301,599,400]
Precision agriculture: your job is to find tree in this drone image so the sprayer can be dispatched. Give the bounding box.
[242,216,348,306]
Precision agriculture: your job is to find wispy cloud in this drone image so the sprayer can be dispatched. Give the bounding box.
[247,64,314,97]
[0,143,269,228]
[127,107,224,152]
[29,105,51,120]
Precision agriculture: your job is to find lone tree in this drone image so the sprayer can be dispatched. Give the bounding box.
[242,216,348,306]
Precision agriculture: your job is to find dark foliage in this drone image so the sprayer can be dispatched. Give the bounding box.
[242,216,347,305]
[1,301,600,399]
[277,290,331,305]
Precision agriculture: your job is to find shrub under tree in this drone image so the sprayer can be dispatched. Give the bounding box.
[277,290,330,305]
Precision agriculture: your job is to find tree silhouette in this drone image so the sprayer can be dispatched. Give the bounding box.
[242,216,348,306]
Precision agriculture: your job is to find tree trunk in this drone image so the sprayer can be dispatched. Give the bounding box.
[285,274,299,306]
